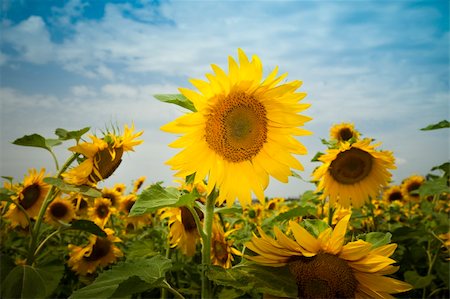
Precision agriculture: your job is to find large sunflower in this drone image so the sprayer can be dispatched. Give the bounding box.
[62,124,143,186]
[245,215,412,298]
[5,168,50,228]
[329,122,360,143]
[161,49,311,207]
[67,228,123,276]
[44,197,76,226]
[312,139,396,208]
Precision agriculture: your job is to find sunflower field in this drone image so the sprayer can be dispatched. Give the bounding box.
[1,50,449,299]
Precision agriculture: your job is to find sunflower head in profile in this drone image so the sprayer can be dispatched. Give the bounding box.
[44,197,76,226]
[132,176,146,193]
[62,124,143,186]
[67,228,123,276]
[5,168,50,228]
[401,174,425,201]
[100,187,122,208]
[211,219,239,269]
[312,139,396,208]
[329,122,360,144]
[161,49,311,207]
[160,206,203,256]
[245,215,412,298]
[88,197,116,228]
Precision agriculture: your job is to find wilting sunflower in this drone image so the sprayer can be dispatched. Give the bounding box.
[329,122,360,144]
[5,168,50,228]
[312,139,396,208]
[44,197,76,226]
[160,206,202,256]
[161,49,311,207]
[88,198,116,228]
[62,124,143,186]
[211,220,239,269]
[67,228,123,276]
[245,215,412,298]
[401,175,425,201]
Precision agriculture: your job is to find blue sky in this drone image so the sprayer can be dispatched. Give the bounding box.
[1,0,448,198]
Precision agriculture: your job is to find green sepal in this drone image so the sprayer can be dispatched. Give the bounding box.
[43,177,102,198]
[154,94,196,112]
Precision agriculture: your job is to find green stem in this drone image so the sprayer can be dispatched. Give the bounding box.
[49,149,60,171]
[201,189,217,299]
[187,205,207,241]
[27,153,79,265]
[161,280,185,299]
[34,227,64,257]
[161,243,172,299]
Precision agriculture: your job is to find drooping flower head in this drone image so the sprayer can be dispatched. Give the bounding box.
[329,122,360,144]
[161,49,311,207]
[44,197,76,226]
[5,168,50,228]
[245,215,412,298]
[312,139,396,208]
[211,219,239,269]
[62,124,143,186]
[67,228,123,276]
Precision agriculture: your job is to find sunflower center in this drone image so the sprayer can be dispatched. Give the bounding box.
[407,182,421,194]
[329,148,373,185]
[180,206,197,232]
[90,147,124,183]
[388,191,403,201]
[20,184,41,210]
[84,238,111,261]
[96,204,110,219]
[50,202,69,219]
[205,92,267,163]
[339,128,353,141]
[288,253,357,299]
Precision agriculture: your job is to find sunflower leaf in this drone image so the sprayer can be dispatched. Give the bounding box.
[154,94,197,112]
[55,127,90,142]
[69,220,107,237]
[358,232,392,248]
[129,184,180,216]
[12,134,62,151]
[43,177,102,198]
[417,177,450,197]
[69,256,172,299]
[420,120,450,131]
[404,270,435,289]
[271,206,316,224]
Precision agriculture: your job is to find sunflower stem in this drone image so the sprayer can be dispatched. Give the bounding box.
[34,226,64,257]
[201,189,217,299]
[187,205,207,241]
[49,149,60,171]
[27,153,79,265]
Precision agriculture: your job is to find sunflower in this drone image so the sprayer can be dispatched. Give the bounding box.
[160,206,202,256]
[88,198,116,228]
[71,193,90,217]
[67,228,123,276]
[401,175,425,201]
[329,122,360,144]
[113,183,127,194]
[245,215,412,298]
[44,197,76,226]
[312,139,396,208]
[62,124,143,186]
[5,168,50,228]
[211,220,239,269]
[119,194,151,230]
[100,187,122,208]
[132,176,146,193]
[161,49,311,207]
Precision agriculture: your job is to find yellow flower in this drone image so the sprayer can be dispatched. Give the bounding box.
[211,220,239,269]
[88,198,116,228]
[100,186,123,208]
[62,124,143,186]
[312,139,396,208]
[67,228,123,276]
[401,174,425,200]
[329,122,360,143]
[113,183,127,194]
[119,194,151,230]
[161,49,311,207]
[5,168,50,228]
[160,207,202,256]
[70,193,89,217]
[44,197,76,226]
[245,215,412,298]
[132,176,146,193]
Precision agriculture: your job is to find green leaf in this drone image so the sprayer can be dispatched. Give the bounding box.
[420,120,450,131]
[12,134,62,151]
[404,270,434,289]
[207,264,297,298]
[43,177,102,198]
[0,263,62,299]
[417,177,450,197]
[0,253,15,284]
[430,162,450,178]
[302,219,330,238]
[0,188,15,201]
[69,220,107,237]
[359,232,392,248]
[70,256,172,299]
[129,185,180,216]
[110,276,154,298]
[55,127,90,142]
[272,206,316,223]
[154,94,196,112]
